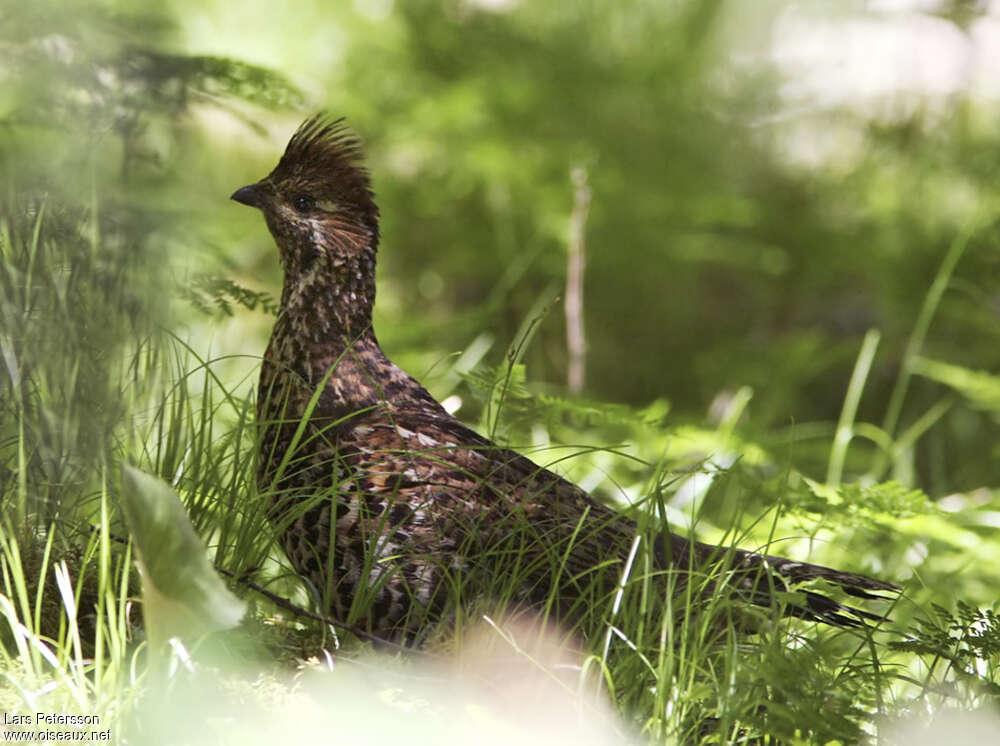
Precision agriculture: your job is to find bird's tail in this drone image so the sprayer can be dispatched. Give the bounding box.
[754,550,900,628]
[663,534,900,628]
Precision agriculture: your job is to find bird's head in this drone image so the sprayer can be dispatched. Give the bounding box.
[231,115,380,283]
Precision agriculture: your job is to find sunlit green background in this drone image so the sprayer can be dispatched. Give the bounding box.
[3,0,1000,739]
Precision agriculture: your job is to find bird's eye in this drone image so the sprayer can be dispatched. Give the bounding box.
[292,194,315,212]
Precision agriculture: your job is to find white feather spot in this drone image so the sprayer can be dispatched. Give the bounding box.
[416,431,439,447]
[441,395,462,414]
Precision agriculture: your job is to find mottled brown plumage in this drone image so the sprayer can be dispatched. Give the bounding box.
[232,114,898,642]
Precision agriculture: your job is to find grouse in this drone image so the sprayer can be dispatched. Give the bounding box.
[232,114,898,643]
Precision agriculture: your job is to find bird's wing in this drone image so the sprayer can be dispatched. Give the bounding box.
[331,401,635,587]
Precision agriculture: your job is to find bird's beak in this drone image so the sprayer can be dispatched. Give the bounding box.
[231,183,267,209]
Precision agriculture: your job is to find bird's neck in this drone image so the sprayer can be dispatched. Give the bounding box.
[279,245,378,346]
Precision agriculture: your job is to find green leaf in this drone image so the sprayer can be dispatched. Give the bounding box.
[120,465,245,647]
[914,357,1000,416]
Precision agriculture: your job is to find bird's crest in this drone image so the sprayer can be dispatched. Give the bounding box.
[270,113,378,223]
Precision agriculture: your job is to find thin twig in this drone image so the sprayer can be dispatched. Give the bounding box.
[566,166,591,394]
[213,565,423,654]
